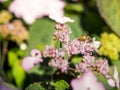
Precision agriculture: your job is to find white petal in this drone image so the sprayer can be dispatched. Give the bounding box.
[113,65,120,88]
[49,16,74,24]
[108,79,115,87]
[92,38,101,49]
[114,65,119,81]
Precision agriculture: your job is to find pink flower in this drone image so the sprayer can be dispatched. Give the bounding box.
[42,46,56,58]
[82,55,95,67]
[95,59,109,76]
[9,0,73,24]
[53,23,71,43]
[22,49,43,71]
[55,48,65,58]
[71,70,105,90]
[64,39,81,55]
[79,42,94,55]
[0,0,6,2]
[75,62,88,72]
[64,38,95,56]
[108,65,120,89]
[49,57,69,73]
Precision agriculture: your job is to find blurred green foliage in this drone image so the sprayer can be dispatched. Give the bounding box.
[51,80,70,90]
[8,50,25,88]
[97,0,120,36]
[25,83,46,90]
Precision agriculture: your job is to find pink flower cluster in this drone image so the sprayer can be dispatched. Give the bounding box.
[22,23,119,89]
[64,39,95,56]
[95,59,110,76]
[9,0,74,24]
[49,57,68,73]
[53,23,72,43]
[75,57,110,77]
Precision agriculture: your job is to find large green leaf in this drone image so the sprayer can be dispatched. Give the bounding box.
[97,0,120,36]
[26,18,55,55]
[12,62,25,88]
[8,51,19,67]
[8,50,26,88]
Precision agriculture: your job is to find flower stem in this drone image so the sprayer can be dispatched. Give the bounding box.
[2,40,8,65]
[60,42,62,48]
[0,40,9,81]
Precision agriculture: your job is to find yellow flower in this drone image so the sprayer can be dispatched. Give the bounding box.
[0,10,12,24]
[99,32,120,60]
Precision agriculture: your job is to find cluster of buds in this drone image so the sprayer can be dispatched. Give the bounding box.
[0,20,28,44]
[22,23,120,89]
[99,32,120,60]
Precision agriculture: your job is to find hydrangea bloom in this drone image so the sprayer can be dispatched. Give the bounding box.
[82,55,95,67]
[0,20,28,44]
[9,0,74,24]
[42,46,56,58]
[53,23,72,43]
[71,70,105,90]
[64,39,81,55]
[49,57,69,73]
[75,62,88,72]
[64,38,97,56]
[22,49,43,71]
[95,59,110,76]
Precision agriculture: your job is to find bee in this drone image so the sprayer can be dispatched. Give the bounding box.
[79,35,91,42]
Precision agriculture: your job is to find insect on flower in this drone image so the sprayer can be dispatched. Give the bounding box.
[79,35,91,42]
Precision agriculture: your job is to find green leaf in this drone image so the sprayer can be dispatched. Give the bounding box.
[65,3,83,13]
[72,56,82,64]
[12,62,25,88]
[8,50,26,88]
[26,17,55,55]
[8,51,19,67]
[25,83,46,90]
[51,80,70,90]
[2,0,13,8]
[97,0,120,36]
[28,65,44,75]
